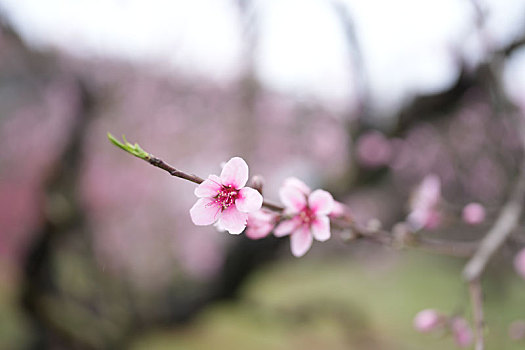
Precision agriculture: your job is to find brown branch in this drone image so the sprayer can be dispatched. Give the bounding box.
[144,155,284,212]
[140,153,489,258]
[148,156,204,184]
[142,153,489,257]
[334,218,481,257]
[469,278,485,350]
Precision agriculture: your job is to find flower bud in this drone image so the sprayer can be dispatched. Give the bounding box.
[462,202,486,225]
[450,317,473,348]
[413,309,443,333]
[250,175,265,194]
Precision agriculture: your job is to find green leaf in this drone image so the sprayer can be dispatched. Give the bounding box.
[107,132,150,160]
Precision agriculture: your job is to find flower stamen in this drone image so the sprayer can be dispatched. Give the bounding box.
[214,185,239,210]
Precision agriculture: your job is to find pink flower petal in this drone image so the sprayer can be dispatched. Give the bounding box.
[218,206,248,235]
[220,157,249,189]
[246,210,275,239]
[283,177,311,195]
[246,225,272,239]
[407,209,427,231]
[279,185,307,213]
[249,209,274,223]
[411,174,441,211]
[190,198,221,225]
[413,309,442,333]
[236,187,263,213]
[290,225,313,257]
[451,318,473,348]
[308,189,334,216]
[420,174,441,206]
[194,175,222,198]
[274,218,300,237]
[311,216,331,241]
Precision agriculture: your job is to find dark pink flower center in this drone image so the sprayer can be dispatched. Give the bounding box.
[298,206,316,225]
[215,185,239,210]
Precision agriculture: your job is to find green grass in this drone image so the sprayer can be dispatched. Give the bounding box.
[131,251,525,350]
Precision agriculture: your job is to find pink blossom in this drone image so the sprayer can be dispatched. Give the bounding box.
[190,157,263,235]
[274,177,334,257]
[356,130,392,168]
[451,317,473,348]
[462,202,486,225]
[413,309,443,333]
[407,174,442,230]
[283,176,311,195]
[514,248,525,279]
[246,209,277,239]
[329,200,349,219]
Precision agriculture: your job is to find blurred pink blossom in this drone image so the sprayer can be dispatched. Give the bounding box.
[356,130,392,168]
[413,309,443,333]
[190,157,263,234]
[274,177,334,257]
[329,201,349,219]
[451,317,473,348]
[246,209,277,239]
[514,248,525,279]
[462,202,486,225]
[283,177,311,195]
[407,174,442,230]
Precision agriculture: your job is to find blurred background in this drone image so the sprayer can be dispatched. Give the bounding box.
[1,0,525,349]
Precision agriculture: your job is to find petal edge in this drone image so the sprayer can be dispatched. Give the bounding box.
[308,189,334,216]
[218,206,248,234]
[190,198,221,226]
[220,157,249,189]
[236,187,263,213]
[194,175,222,197]
[290,225,313,257]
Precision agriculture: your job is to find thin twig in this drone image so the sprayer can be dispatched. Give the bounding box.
[469,278,484,350]
[414,238,478,258]
[118,143,487,257]
[146,154,284,212]
[336,218,480,256]
[148,156,204,184]
[463,169,525,281]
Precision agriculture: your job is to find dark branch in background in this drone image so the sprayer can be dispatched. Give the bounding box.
[329,0,369,116]
[501,36,525,57]
[397,30,525,134]
[21,79,97,350]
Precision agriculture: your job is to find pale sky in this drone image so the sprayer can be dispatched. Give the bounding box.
[1,0,525,113]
